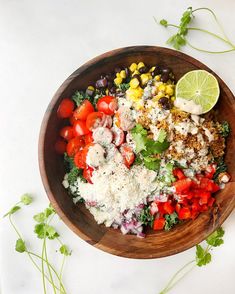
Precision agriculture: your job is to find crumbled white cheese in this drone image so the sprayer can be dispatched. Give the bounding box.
[203,127,214,142]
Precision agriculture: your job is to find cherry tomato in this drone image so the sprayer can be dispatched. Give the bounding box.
[73,100,94,121]
[57,98,74,118]
[84,133,93,145]
[153,217,165,230]
[83,166,94,184]
[66,137,85,157]
[59,126,74,141]
[86,112,105,131]
[73,120,90,136]
[111,127,125,146]
[74,150,86,169]
[120,144,135,168]
[69,115,77,125]
[97,96,118,115]
[55,139,67,154]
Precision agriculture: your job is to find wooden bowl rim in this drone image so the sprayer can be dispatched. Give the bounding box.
[38,45,235,259]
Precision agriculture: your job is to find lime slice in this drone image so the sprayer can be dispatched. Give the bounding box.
[175,70,220,114]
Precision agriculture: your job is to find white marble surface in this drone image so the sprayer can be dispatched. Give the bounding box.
[0,0,235,293]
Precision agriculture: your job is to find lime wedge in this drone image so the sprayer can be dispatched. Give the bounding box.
[175,70,220,114]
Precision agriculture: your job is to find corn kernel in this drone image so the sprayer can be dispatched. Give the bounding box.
[120,70,126,79]
[140,73,149,85]
[137,62,145,70]
[158,84,166,92]
[132,70,140,76]
[105,89,109,95]
[130,78,140,89]
[165,85,174,96]
[116,72,121,78]
[154,75,161,81]
[152,92,165,102]
[129,63,138,72]
[87,85,94,91]
[135,100,144,110]
[149,66,156,72]
[171,96,176,101]
[114,77,123,86]
[126,87,143,101]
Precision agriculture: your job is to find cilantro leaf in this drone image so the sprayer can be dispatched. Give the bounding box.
[59,244,71,256]
[196,244,212,266]
[119,83,130,91]
[34,223,45,239]
[139,206,154,227]
[33,212,46,223]
[213,159,227,181]
[206,228,224,247]
[72,91,90,106]
[3,205,21,218]
[143,157,160,171]
[220,121,230,137]
[160,19,168,27]
[131,124,148,136]
[157,129,167,143]
[132,133,147,153]
[21,194,33,205]
[15,238,26,253]
[64,152,75,171]
[144,139,169,155]
[164,212,179,231]
[34,223,59,240]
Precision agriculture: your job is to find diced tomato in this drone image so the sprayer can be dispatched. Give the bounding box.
[205,164,216,179]
[120,144,135,168]
[112,127,125,146]
[73,120,90,136]
[173,168,186,180]
[60,126,74,141]
[178,207,191,220]
[150,202,158,215]
[156,202,165,215]
[97,96,118,115]
[55,139,67,154]
[73,100,94,121]
[84,133,93,145]
[163,202,175,214]
[199,177,220,193]
[199,191,211,205]
[211,182,220,193]
[83,166,94,184]
[153,217,165,230]
[74,150,86,169]
[191,199,201,212]
[66,137,85,157]
[57,98,74,118]
[86,112,105,131]
[200,204,208,212]
[175,203,181,214]
[173,178,193,194]
[208,197,215,207]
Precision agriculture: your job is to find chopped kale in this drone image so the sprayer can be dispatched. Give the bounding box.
[164,212,179,231]
[220,121,230,137]
[139,206,154,227]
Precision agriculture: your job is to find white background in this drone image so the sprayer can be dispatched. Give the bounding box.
[0,0,235,293]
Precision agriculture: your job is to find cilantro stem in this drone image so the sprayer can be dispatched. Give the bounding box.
[159,260,195,294]
[56,237,66,293]
[41,233,47,294]
[186,40,235,54]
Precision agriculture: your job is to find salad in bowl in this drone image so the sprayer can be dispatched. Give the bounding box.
[55,60,231,238]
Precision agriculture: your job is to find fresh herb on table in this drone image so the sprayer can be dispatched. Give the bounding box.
[156,7,235,53]
[3,194,71,294]
[159,227,225,294]
[131,124,169,170]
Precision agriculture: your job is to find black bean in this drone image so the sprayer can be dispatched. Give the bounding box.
[105,73,115,81]
[132,74,141,83]
[100,73,106,79]
[158,97,171,110]
[107,81,113,89]
[161,67,172,74]
[124,67,130,78]
[138,66,148,74]
[109,87,116,94]
[151,65,162,77]
[160,73,170,83]
[95,78,108,88]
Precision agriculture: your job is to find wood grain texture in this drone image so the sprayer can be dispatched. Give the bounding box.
[38,46,235,259]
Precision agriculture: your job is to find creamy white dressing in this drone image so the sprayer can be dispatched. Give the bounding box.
[174,97,203,115]
[86,143,106,168]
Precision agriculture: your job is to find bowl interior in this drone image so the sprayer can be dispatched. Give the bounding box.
[39,46,235,258]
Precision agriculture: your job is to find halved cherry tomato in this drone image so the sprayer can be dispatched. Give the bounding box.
[60,126,74,141]
[81,143,94,165]
[153,217,165,230]
[120,144,135,168]
[55,139,67,154]
[83,166,94,184]
[173,168,186,180]
[112,127,125,146]
[163,202,175,214]
[86,112,105,131]
[57,98,74,118]
[97,96,118,115]
[84,133,93,145]
[173,178,193,194]
[69,115,77,125]
[178,207,191,220]
[73,100,94,121]
[73,120,90,136]
[66,137,85,157]
[74,150,86,169]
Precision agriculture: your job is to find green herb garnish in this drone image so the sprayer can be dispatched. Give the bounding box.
[72,90,90,106]
[139,206,154,227]
[220,121,230,137]
[156,7,235,54]
[119,82,130,91]
[164,212,179,231]
[213,158,227,181]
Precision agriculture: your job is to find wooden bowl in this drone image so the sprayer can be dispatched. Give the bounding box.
[39,46,235,259]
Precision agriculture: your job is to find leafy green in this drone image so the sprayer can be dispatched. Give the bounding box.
[158,162,175,184]
[15,238,26,253]
[139,206,154,227]
[160,19,168,27]
[72,90,90,106]
[3,205,21,217]
[21,194,33,205]
[157,129,167,143]
[206,227,224,247]
[213,158,227,180]
[64,152,86,184]
[64,152,75,170]
[119,82,130,91]
[143,157,160,170]
[59,244,71,256]
[196,244,212,266]
[34,223,59,240]
[220,121,230,137]
[164,212,179,231]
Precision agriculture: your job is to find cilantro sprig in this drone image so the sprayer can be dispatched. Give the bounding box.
[131,124,169,170]
[159,227,225,294]
[3,195,71,294]
[156,7,235,53]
